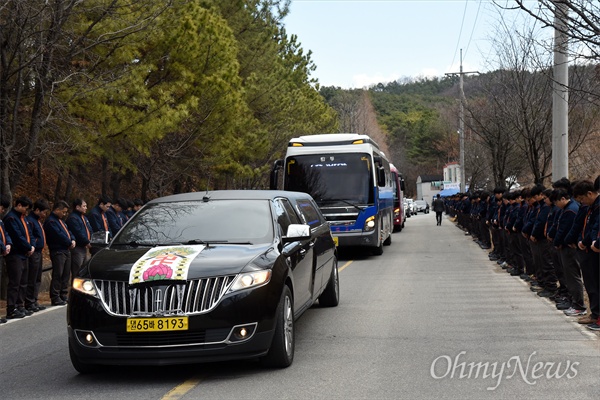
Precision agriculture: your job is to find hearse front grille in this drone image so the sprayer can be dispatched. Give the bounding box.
[94,276,236,317]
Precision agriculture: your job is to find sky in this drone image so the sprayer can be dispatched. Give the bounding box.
[283,0,520,88]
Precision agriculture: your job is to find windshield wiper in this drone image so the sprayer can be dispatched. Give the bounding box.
[113,241,187,248]
[111,240,156,248]
[185,239,253,245]
[318,198,365,211]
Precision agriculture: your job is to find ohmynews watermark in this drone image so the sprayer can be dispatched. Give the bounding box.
[430,351,579,391]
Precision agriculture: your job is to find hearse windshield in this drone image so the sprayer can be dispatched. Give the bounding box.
[112,200,273,246]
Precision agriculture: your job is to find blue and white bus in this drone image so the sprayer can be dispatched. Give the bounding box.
[270,133,394,255]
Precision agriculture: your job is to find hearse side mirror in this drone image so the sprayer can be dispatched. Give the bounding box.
[90,230,110,248]
[282,224,311,243]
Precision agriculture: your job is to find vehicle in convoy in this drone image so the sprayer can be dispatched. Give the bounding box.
[270,133,393,255]
[390,163,406,232]
[403,199,410,218]
[415,200,430,214]
[68,190,338,373]
[406,199,416,216]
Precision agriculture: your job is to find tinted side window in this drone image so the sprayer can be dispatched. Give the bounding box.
[296,199,323,228]
[281,200,300,224]
[274,199,300,234]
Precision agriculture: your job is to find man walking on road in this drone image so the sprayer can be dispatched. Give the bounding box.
[432,194,445,226]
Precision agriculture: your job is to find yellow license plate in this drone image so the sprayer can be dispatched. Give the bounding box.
[333,236,339,246]
[127,317,188,332]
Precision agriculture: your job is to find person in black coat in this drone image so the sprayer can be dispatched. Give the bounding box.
[88,195,112,235]
[2,196,35,319]
[0,195,14,323]
[573,179,600,326]
[66,198,93,283]
[432,194,444,226]
[105,197,127,236]
[44,201,75,306]
[25,199,50,312]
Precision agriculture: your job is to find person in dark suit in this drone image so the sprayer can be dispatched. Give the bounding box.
[105,197,127,236]
[88,195,112,235]
[573,179,599,327]
[553,188,584,316]
[0,195,14,323]
[432,194,444,226]
[66,198,93,282]
[2,196,35,319]
[529,185,557,296]
[133,198,144,213]
[587,177,600,331]
[25,199,50,312]
[44,201,75,306]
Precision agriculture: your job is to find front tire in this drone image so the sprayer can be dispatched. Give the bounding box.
[319,258,339,307]
[383,231,392,246]
[262,286,294,368]
[372,242,384,255]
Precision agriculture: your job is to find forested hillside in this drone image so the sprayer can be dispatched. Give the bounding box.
[1,0,337,204]
[2,0,599,206]
[323,65,599,197]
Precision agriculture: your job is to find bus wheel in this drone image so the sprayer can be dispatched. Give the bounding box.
[372,242,384,255]
[383,232,392,246]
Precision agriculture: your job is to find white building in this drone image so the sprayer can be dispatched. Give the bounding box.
[443,162,461,185]
[416,174,443,205]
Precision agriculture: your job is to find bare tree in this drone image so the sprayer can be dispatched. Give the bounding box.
[464,138,494,191]
[512,0,599,61]
[464,12,572,185]
[506,0,600,107]
[464,92,524,187]
[567,63,600,177]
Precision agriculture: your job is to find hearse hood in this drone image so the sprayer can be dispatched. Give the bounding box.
[85,243,275,283]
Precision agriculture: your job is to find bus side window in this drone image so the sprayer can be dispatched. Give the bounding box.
[377,166,386,187]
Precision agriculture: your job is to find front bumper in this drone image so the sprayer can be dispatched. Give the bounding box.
[68,328,274,366]
[332,229,378,248]
[67,283,279,366]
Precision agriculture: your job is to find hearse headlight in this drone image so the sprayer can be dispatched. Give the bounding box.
[72,278,98,297]
[364,216,376,232]
[229,270,272,293]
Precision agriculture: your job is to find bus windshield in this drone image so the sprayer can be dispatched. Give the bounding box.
[284,153,374,206]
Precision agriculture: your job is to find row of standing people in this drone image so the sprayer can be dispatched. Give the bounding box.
[445,176,600,331]
[0,195,143,322]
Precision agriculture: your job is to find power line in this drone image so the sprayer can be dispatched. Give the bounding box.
[450,0,470,71]
[463,0,483,59]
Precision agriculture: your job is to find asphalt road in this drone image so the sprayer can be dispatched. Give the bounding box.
[1,213,598,400]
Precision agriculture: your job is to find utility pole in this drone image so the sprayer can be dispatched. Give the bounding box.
[445,49,478,193]
[552,2,569,180]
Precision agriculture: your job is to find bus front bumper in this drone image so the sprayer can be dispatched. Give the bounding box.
[332,229,378,248]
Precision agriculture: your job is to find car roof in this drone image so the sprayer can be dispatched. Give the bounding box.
[146,190,315,204]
